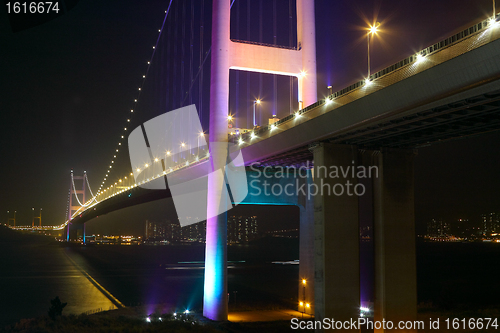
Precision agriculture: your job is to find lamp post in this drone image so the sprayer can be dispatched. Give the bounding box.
[302,279,306,318]
[253,99,261,127]
[327,85,332,96]
[198,132,204,156]
[367,22,380,80]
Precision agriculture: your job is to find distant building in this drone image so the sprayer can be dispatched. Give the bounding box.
[145,220,167,240]
[179,222,206,242]
[228,216,258,243]
[427,218,450,237]
[452,218,468,238]
[147,216,258,244]
[481,213,500,237]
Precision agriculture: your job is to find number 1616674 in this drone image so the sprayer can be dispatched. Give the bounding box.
[6,2,60,14]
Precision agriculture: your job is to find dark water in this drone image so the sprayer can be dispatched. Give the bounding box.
[2,226,500,327]
[66,237,301,313]
[417,240,500,309]
[0,227,300,326]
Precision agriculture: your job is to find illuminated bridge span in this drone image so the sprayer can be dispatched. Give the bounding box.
[59,14,500,226]
[57,12,500,229]
[12,3,500,328]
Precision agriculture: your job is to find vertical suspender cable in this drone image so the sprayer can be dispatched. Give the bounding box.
[181,1,186,106]
[189,1,194,106]
[273,0,277,117]
[247,0,251,128]
[199,0,205,124]
[235,0,240,126]
[258,0,263,126]
[289,0,293,115]
[173,3,179,108]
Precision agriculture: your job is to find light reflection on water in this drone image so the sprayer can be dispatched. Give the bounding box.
[0,228,118,326]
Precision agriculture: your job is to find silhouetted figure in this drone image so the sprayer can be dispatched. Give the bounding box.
[48,296,67,320]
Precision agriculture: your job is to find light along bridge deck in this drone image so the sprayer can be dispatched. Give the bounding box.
[11,14,500,230]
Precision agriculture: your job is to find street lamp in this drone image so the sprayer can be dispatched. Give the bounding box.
[302,279,306,318]
[198,132,204,155]
[327,85,332,96]
[367,22,380,80]
[253,99,261,127]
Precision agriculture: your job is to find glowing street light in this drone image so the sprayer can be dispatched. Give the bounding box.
[367,22,381,80]
[415,53,426,64]
[227,115,233,121]
[253,99,261,127]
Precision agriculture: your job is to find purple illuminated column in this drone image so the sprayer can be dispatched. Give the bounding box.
[297,0,317,107]
[204,0,230,321]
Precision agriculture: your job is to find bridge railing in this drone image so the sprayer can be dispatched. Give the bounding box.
[236,13,500,145]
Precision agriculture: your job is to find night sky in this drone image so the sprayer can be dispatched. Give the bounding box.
[1,0,499,236]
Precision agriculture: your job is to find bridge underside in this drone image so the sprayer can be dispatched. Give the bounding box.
[254,89,500,167]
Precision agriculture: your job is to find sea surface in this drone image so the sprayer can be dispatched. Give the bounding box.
[2,226,500,327]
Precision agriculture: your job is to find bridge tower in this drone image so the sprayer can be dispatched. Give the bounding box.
[205,0,317,321]
[7,210,16,227]
[66,170,87,243]
[31,208,42,227]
